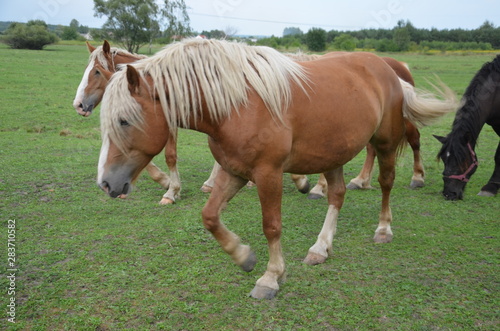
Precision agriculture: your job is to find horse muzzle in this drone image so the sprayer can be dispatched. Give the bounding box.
[99,180,131,198]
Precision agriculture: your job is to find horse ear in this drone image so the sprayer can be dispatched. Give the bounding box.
[433,135,446,144]
[103,40,111,55]
[126,65,140,93]
[86,41,96,53]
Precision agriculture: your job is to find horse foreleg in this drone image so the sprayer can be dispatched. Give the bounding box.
[478,140,500,197]
[145,162,171,189]
[250,170,285,299]
[159,132,181,205]
[290,174,310,194]
[373,149,396,243]
[304,167,345,265]
[201,161,221,193]
[347,144,376,189]
[307,173,327,199]
[406,123,425,188]
[202,167,256,272]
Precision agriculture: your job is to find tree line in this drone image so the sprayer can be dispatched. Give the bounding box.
[259,20,500,52]
[1,0,499,53]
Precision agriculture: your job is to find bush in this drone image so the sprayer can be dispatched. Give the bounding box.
[2,20,58,50]
[305,28,327,52]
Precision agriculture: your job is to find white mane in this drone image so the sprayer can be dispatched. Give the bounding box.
[101,38,309,151]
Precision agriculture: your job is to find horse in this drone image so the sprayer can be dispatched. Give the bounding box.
[72,41,181,204]
[201,53,427,197]
[434,54,500,200]
[97,39,456,299]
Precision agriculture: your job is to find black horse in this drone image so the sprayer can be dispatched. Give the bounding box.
[434,54,500,200]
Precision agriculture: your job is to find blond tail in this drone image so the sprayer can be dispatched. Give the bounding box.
[399,78,458,128]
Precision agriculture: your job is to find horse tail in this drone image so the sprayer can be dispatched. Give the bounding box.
[399,78,457,127]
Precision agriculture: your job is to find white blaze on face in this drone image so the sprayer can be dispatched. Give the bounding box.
[73,63,93,113]
[97,135,110,185]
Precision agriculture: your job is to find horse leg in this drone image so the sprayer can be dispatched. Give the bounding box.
[406,123,425,188]
[201,161,221,193]
[478,141,500,197]
[304,167,345,265]
[347,144,376,190]
[249,169,286,299]
[159,131,181,205]
[201,167,256,272]
[145,162,170,189]
[373,147,397,243]
[307,173,327,199]
[290,174,310,194]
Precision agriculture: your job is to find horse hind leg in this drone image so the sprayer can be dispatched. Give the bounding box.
[406,122,425,188]
[478,141,500,197]
[304,167,345,265]
[307,173,327,199]
[373,146,397,243]
[347,144,376,190]
[290,174,310,194]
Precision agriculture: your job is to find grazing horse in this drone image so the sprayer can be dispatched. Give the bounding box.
[72,41,181,204]
[97,39,456,299]
[435,54,500,200]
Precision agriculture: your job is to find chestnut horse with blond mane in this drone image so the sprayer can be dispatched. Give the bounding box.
[97,39,456,299]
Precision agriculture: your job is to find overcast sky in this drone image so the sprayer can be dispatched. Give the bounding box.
[1,0,499,36]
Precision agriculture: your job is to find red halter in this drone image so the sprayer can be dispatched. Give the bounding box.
[446,143,478,182]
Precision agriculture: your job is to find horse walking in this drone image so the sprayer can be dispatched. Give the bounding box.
[435,54,500,200]
[97,39,456,299]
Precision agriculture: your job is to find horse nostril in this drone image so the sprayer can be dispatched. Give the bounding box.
[100,181,110,194]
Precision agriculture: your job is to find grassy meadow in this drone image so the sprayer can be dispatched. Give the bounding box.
[0,42,498,330]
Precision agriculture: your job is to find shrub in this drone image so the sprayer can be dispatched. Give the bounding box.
[2,20,58,50]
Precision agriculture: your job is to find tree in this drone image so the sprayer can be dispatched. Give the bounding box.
[94,0,191,53]
[2,20,58,50]
[305,27,326,52]
[283,27,303,37]
[333,34,357,51]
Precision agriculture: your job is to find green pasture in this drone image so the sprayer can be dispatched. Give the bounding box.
[0,43,498,330]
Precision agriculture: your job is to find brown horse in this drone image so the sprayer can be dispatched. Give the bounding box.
[202,53,427,198]
[97,39,456,299]
[72,41,181,204]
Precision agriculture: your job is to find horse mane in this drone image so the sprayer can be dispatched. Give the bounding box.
[284,52,322,61]
[438,54,500,164]
[101,38,309,151]
[88,46,146,71]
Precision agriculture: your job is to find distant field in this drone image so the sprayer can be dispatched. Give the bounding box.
[0,43,498,330]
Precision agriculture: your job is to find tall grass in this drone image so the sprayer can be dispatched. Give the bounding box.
[0,43,498,330]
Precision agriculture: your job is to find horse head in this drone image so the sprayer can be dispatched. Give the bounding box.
[98,65,169,198]
[434,134,478,200]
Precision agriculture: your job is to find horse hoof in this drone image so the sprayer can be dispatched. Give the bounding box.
[298,181,311,194]
[346,182,362,190]
[249,285,278,299]
[303,252,327,265]
[159,198,175,205]
[373,233,393,243]
[241,251,257,272]
[410,180,425,188]
[307,193,324,200]
[200,185,212,193]
[477,191,495,197]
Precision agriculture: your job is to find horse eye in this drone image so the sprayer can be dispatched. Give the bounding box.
[119,119,130,126]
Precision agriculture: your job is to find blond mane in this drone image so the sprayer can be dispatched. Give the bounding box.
[89,46,146,71]
[101,38,309,151]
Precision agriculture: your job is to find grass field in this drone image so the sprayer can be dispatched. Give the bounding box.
[0,42,498,330]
